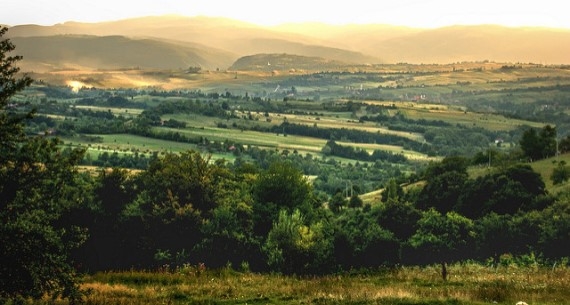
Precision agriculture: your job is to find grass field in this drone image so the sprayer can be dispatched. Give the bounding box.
[74,105,144,116]
[35,262,570,305]
[529,153,570,194]
[466,153,570,195]
[62,134,237,164]
[156,125,329,155]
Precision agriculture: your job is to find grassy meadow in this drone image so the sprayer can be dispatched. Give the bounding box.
[467,152,570,195]
[34,263,569,305]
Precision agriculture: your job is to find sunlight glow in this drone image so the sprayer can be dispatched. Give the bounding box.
[66,80,85,93]
[2,0,569,29]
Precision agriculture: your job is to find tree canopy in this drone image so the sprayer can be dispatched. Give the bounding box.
[519,125,557,161]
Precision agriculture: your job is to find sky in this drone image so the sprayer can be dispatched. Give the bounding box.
[2,0,569,29]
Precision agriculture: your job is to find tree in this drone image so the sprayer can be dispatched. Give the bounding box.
[263,209,332,274]
[0,26,86,302]
[475,213,514,264]
[126,151,229,267]
[334,209,398,269]
[539,125,557,158]
[559,135,570,154]
[72,168,137,271]
[381,178,404,203]
[194,174,261,269]
[328,191,347,213]
[456,164,548,218]
[416,156,469,213]
[551,161,570,185]
[520,125,557,161]
[0,27,33,153]
[406,209,475,270]
[375,200,421,242]
[348,194,363,208]
[252,161,313,236]
[537,198,570,259]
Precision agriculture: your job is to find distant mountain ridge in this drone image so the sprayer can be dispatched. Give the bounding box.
[369,25,570,64]
[11,35,237,71]
[5,15,570,71]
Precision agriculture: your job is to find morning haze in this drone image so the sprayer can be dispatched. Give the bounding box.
[2,1,570,305]
[5,15,570,74]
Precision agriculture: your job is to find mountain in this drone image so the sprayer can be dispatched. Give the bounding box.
[11,35,237,71]
[7,16,380,71]
[272,23,423,50]
[273,23,570,64]
[6,16,340,50]
[364,25,570,64]
[6,16,570,71]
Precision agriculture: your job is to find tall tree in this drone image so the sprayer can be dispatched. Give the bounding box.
[0,27,32,155]
[126,151,229,267]
[0,26,86,302]
[263,209,332,274]
[252,161,313,236]
[520,125,557,161]
[406,209,475,268]
[416,156,469,213]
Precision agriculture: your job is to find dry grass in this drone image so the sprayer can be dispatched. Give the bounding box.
[32,263,570,305]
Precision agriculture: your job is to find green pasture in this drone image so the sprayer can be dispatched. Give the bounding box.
[363,100,544,131]
[165,108,426,144]
[64,134,238,163]
[74,105,143,116]
[336,141,437,161]
[156,126,328,155]
[467,153,570,195]
[70,134,198,153]
[401,106,544,131]
[529,153,570,194]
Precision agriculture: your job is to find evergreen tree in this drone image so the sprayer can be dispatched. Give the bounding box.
[0,26,86,302]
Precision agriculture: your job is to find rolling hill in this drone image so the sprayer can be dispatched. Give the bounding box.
[364,25,570,64]
[233,38,377,65]
[11,35,237,71]
[229,53,350,71]
[5,15,570,72]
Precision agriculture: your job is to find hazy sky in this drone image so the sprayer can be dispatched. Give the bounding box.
[2,0,569,29]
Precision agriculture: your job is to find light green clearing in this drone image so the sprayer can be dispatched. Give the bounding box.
[155,126,328,154]
[64,134,236,162]
[74,105,144,116]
